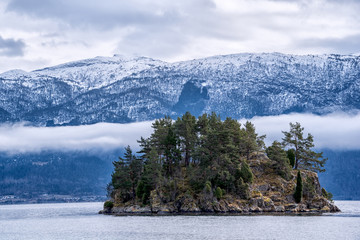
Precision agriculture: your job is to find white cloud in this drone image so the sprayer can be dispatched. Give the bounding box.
[242,111,360,150]
[0,112,359,154]
[1,0,360,72]
[0,121,153,154]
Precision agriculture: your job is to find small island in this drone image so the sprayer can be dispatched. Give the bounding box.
[100,112,339,215]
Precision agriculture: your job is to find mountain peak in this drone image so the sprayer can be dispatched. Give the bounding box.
[0,69,30,79]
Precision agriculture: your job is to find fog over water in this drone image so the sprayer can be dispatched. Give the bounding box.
[0,112,359,154]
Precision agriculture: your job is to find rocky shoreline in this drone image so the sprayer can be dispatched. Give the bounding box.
[99,201,339,216]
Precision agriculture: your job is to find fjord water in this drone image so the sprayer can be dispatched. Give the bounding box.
[0,201,359,240]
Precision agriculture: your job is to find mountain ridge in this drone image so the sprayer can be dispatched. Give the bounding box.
[1,52,359,126]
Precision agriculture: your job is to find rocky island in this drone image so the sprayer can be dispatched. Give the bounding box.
[100,112,339,215]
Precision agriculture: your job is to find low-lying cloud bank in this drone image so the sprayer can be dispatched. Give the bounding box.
[242,111,360,150]
[0,111,359,154]
[0,121,154,154]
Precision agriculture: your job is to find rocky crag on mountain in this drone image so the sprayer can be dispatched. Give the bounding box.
[100,152,339,215]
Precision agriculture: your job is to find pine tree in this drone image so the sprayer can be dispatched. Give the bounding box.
[111,152,132,203]
[138,148,161,204]
[266,141,291,180]
[215,187,223,200]
[163,127,181,176]
[282,122,327,172]
[223,117,242,163]
[238,160,253,183]
[240,121,266,160]
[111,146,143,203]
[294,171,303,203]
[174,112,197,166]
[286,149,295,168]
[129,153,143,202]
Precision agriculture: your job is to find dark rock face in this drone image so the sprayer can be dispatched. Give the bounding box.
[1,53,360,126]
[101,153,340,215]
[172,80,209,117]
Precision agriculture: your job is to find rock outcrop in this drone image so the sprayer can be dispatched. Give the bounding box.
[100,153,340,215]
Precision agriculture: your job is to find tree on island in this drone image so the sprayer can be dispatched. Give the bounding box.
[282,122,327,172]
[294,171,303,203]
[109,113,328,206]
[111,145,143,203]
[110,112,265,204]
[266,141,292,180]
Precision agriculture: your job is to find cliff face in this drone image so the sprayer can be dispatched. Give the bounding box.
[101,153,339,215]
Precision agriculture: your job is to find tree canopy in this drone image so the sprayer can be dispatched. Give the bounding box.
[109,113,327,205]
[282,122,327,172]
[110,112,265,204]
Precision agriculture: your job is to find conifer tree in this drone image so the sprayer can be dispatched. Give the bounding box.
[294,171,303,203]
[163,127,181,176]
[174,112,197,166]
[240,121,266,160]
[111,148,132,202]
[112,146,143,203]
[286,149,295,168]
[282,122,327,172]
[129,152,143,202]
[266,141,291,180]
[239,161,253,183]
[223,117,242,163]
[215,187,223,200]
[137,148,161,204]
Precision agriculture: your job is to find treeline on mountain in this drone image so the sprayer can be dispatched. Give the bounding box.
[109,112,327,205]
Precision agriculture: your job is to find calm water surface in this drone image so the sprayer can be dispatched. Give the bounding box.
[0,201,359,240]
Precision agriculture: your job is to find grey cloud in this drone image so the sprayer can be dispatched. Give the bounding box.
[117,26,189,58]
[0,35,25,57]
[6,0,217,58]
[3,0,360,66]
[6,0,213,30]
[298,34,360,54]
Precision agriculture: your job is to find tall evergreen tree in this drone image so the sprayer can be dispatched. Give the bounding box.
[174,112,197,166]
[294,171,303,203]
[162,127,181,176]
[240,121,266,160]
[223,117,242,163]
[150,116,173,164]
[286,149,295,168]
[128,153,143,203]
[137,148,161,204]
[111,147,132,202]
[282,122,327,172]
[238,161,253,183]
[112,146,143,203]
[266,141,291,180]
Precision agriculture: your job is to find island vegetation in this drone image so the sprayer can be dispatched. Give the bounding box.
[101,112,339,214]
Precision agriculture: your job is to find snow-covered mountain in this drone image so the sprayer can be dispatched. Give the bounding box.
[1,53,359,125]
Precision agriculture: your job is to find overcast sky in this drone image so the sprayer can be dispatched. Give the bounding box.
[1,112,359,154]
[0,0,360,72]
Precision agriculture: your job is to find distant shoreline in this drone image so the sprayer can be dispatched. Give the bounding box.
[0,195,106,205]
